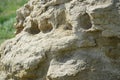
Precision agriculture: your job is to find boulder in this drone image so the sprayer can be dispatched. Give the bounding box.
[0,0,120,80]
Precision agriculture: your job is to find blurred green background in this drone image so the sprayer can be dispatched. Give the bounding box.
[0,0,28,44]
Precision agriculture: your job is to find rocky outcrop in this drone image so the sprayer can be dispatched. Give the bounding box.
[0,0,120,80]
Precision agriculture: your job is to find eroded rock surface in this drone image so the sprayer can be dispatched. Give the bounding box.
[0,0,120,80]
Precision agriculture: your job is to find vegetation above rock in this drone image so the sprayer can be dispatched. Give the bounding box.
[0,0,28,44]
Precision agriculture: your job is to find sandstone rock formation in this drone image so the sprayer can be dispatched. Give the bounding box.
[0,0,120,80]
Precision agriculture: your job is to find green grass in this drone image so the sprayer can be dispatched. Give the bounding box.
[0,17,15,44]
[0,0,29,44]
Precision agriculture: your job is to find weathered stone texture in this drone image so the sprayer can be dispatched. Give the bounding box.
[0,0,120,80]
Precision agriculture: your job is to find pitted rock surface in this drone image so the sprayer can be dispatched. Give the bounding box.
[0,0,120,80]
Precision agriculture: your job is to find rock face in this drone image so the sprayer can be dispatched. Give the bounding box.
[0,0,120,80]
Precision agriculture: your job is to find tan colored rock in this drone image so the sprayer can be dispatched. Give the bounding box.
[0,0,120,80]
